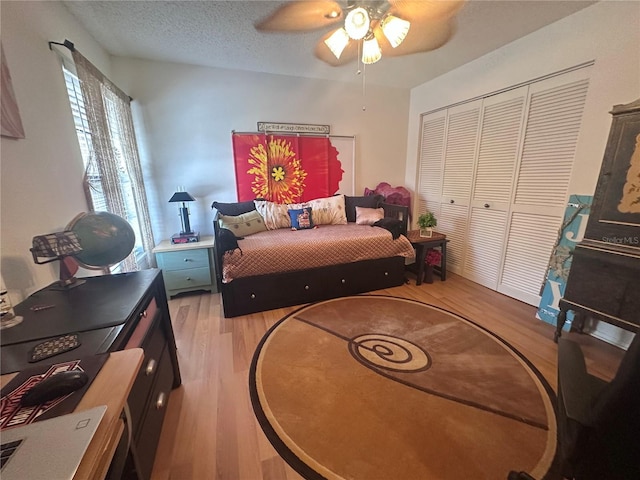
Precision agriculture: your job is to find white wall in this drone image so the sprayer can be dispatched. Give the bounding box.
[0,1,112,300]
[111,58,410,241]
[405,0,640,204]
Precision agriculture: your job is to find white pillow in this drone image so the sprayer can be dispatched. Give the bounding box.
[355,206,384,225]
[307,195,347,226]
[254,200,291,230]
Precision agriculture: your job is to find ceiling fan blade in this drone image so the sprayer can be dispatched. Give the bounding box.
[378,17,456,57]
[255,0,344,32]
[314,30,358,66]
[388,0,466,22]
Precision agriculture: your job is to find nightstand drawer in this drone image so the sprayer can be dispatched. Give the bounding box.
[157,248,209,271]
[163,266,212,290]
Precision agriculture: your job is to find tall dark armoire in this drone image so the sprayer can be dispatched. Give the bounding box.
[556,98,640,340]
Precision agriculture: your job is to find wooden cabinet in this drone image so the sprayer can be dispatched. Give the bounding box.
[153,236,217,298]
[556,98,640,339]
[0,269,182,480]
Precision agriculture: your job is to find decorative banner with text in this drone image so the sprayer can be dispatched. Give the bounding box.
[232,133,344,203]
[537,194,593,330]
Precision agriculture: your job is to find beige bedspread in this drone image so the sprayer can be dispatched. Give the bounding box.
[222,224,415,283]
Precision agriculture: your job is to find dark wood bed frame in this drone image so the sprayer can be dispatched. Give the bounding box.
[213,203,410,317]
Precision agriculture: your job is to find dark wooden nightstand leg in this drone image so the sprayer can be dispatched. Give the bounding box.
[440,241,447,281]
[415,244,426,286]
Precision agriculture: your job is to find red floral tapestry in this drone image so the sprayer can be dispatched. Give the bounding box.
[232,133,344,203]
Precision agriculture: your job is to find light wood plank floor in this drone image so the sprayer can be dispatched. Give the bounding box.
[150,273,625,480]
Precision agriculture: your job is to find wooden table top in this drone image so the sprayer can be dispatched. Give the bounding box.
[406,230,447,244]
[1,348,144,480]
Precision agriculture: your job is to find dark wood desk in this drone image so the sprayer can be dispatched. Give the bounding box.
[0,269,181,480]
[406,231,448,285]
[1,349,144,480]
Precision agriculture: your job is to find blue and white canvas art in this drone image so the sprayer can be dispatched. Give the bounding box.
[537,194,593,330]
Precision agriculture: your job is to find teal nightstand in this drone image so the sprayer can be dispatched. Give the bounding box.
[153,236,217,298]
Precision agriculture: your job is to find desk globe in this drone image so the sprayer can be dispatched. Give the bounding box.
[67,212,136,268]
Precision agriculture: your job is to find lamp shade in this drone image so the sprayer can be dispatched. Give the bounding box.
[345,7,370,40]
[362,36,382,64]
[168,191,196,203]
[325,28,350,59]
[381,15,410,48]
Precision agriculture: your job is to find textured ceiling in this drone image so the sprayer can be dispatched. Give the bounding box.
[62,0,597,89]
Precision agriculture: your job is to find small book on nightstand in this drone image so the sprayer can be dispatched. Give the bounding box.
[171,232,200,244]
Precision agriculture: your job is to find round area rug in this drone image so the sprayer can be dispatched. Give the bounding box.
[249,296,557,480]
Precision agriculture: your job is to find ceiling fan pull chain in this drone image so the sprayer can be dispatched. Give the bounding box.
[362,62,367,111]
[356,40,366,112]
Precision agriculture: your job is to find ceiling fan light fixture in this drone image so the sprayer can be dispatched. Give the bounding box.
[381,15,411,48]
[362,35,382,64]
[324,28,350,59]
[344,7,370,40]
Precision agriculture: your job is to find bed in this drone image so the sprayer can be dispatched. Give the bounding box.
[212,195,415,317]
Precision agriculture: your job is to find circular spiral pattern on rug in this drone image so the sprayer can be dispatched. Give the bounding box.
[250,296,557,480]
[348,334,431,372]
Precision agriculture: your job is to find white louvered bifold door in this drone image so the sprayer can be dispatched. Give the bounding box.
[438,100,481,273]
[441,101,481,206]
[464,88,527,288]
[498,70,590,305]
[416,109,447,220]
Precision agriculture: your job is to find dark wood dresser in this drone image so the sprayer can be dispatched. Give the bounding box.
[0,269,181,480]
[556,98,640,340]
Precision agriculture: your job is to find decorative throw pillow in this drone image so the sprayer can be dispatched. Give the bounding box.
[218,210,267,237]
[307,194,347,225]
[211,200,256,216]
[355,206,384,225]
[254,200,291,230]
[288,207,315,230]
[345,195,383,222]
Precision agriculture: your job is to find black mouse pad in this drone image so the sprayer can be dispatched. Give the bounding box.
[0,353,109,430]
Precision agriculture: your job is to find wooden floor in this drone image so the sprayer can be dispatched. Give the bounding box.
[150,272,625,480]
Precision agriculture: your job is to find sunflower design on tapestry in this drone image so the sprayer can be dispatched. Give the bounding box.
[247,138,308,204]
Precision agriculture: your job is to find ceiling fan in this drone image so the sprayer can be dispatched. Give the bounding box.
[255,0,466,66]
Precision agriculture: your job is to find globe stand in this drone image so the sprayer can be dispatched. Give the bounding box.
[49,256,86,290]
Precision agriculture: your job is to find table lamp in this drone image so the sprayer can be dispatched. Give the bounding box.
[30,231,86,289]
[169,189,199,244]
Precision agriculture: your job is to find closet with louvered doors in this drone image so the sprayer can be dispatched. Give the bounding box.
[463,87,527,289]
[416,101,481,275]
[415,65,591,306]
[498,69,590,305]
[439,100,483,274]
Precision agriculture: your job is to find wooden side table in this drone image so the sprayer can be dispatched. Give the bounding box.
[406,230,448,285]
[153,236,217,298]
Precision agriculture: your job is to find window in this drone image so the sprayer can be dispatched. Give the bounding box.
[63,66,149,271]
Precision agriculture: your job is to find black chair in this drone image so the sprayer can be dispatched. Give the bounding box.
[556,333,640,480]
